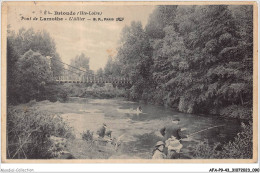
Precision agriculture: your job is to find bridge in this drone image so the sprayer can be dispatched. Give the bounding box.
[55,76,131,85]
[47,58,131,86]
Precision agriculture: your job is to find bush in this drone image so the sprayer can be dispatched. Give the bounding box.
[62,83,87,97]
[193,140,222,159]
[193,122,253,159]
[85,85,126,98]
[219,105,252,120]
[148,88,165,105]
[221,122,253,159]
[7,105,74,159]
[59,83,126,99]
[47,136,68,158]
[82,130,94,142]
[43,83,68,102]
[178,97,194,114]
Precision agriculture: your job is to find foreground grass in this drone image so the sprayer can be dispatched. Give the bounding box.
[66,139,116,159]
[7,101,74,159]
[66,138,148,159]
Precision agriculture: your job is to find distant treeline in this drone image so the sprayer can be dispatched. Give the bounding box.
[103,5,253,119]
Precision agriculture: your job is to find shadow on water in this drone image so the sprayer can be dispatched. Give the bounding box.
[121,132,163,158]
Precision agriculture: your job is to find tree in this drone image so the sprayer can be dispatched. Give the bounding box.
[7,27,63,104]
[50,53,64,77]
[12,28,56,57]
[153,26,188,107]
[230,5,253,43]
[8,27,63,81]
[116,21,153,100]
[145,6,178,39]
[170,5,252,115]
[110,5,253,118]
[230,5,253,106]
[96,68,104,77]
[103,56,122,78]
[104,56,113,77]
[7,36,20,104]
[69,53,90,78]
[15,50,52,102]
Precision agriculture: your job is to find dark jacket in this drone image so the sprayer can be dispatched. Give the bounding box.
[160,124,183,141]
[97,126,106,138]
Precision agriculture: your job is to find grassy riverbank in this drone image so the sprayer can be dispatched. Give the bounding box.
[7,101,74,159]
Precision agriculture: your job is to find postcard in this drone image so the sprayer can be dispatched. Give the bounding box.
[1,1,258,163]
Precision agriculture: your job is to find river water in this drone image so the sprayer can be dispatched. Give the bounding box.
[60,97,241,159]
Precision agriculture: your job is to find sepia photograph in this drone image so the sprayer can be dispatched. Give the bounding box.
[1,1,258,164]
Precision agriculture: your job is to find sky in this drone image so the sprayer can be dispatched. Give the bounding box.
[7,3,155,71]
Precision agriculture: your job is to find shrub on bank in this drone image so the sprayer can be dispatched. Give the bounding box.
[82,130,94,142]
[84,84,126,98]
[43,84,68,102]
[82,89,125,99]
[193,122,252,159]
[61,83,87,97]
[8,83,68,105]
[7,105,74,159]
[221,122,253,159]
[219,105,252,120]
[60,83,126,99]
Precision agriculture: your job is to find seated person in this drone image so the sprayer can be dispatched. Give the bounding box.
[165,136,183,159]
[152,141,166,159]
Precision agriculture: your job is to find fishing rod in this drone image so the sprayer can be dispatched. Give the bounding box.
[151,124,225,140]
[186,125,225,138]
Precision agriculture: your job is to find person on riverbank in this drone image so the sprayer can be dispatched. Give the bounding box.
[160,118,188,159]
[152,141,167,159]
[165,136,183,159]
[97,123,107,138]
[160,118,187,141]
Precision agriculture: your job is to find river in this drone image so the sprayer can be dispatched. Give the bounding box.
[56,97,241,159]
